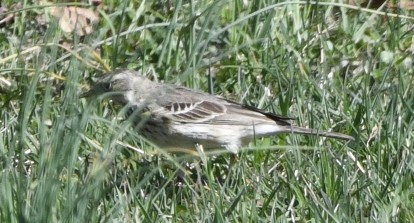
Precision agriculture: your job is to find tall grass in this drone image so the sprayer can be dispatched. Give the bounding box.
[0,0,413,222]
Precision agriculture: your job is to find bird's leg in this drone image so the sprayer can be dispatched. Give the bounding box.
[194,143,207,185]
[175,163,186,185]
[224,152,239,183]
[175,143,206,186]
[175,161,195,187]
[229,153,239,168]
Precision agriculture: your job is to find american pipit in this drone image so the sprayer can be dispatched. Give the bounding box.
[82,69,354,153]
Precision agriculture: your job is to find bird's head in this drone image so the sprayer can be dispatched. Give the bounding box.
[81,69,149,105]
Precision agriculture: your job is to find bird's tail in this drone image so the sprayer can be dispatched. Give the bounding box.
[282,126,354,141]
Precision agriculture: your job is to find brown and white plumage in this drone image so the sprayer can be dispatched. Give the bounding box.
[82,69,354,153]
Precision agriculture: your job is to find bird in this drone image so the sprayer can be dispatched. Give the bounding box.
[81,69,354,154]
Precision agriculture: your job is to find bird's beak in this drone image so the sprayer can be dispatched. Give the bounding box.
[80,88,94,98]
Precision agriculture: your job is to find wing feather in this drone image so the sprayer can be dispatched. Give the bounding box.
[152,85,294,126]
[157,100,226,123]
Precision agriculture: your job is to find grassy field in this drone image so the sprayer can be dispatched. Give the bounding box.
[1,0,414,222]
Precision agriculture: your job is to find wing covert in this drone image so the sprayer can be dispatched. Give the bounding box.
[159,100,226,123]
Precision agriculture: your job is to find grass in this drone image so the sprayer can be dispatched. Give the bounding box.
[1,0,414,222]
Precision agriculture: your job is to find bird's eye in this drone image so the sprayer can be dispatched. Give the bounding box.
[102,82,111,90]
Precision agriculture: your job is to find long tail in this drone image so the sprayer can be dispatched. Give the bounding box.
[282,126,354,141]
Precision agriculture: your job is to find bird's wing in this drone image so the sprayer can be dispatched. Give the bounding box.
[150,86,294,126]
[222,103,293,126]
[224,100,294,126]
[148,86,228,123]
[153,100,227,123]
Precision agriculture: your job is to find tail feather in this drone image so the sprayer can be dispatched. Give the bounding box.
[282,126,354,141]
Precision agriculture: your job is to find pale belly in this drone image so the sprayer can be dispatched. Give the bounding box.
[138,122,245,153]
[136,119,283,153]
